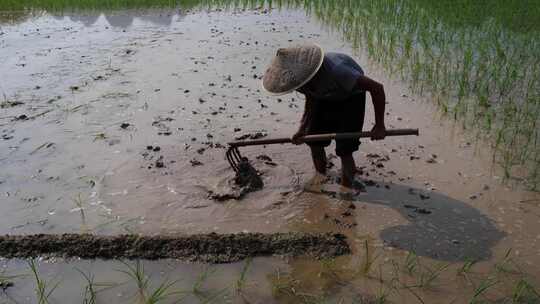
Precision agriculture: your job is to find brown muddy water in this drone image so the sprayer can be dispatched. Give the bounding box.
[1,7,540,304]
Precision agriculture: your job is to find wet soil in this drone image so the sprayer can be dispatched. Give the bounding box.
[0,232,349,263]
[1,6,540,304]
[210,159,264,201]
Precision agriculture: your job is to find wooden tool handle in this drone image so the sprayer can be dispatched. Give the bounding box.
[228,128,419,147]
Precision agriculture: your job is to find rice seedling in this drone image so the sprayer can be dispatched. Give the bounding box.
[192,266,215,295]
[76,268,119,304]
[189,266,230,304]
[78,269,97,304]
[373,283,390,304]
[495,248,523,275]
[28,259,61,304]
[117,260,185,303]
[402,284,427,304]
[404,251,418,275]
[118,260,149,300]
[457,258,477,277]
[469,276,499,304]
[303,0,540,189]
[145,279,185,304]
[415,262,450,289]
[269,269,299,298]
[512,278,540,303]
[73,193,86,224]
[234,257,252,295]
[357,239,380,277]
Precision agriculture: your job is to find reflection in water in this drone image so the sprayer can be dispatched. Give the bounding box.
[2,10,183,28]
[104,14,135,28]
[68,14,100,27]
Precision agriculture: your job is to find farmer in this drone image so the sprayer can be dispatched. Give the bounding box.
[262,43,386,189]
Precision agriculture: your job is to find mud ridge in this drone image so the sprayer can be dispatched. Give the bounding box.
[0,232,350,263]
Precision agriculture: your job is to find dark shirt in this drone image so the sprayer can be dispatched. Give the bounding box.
[298,52,364,102]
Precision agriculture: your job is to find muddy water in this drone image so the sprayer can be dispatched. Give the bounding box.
[1,7,540,303]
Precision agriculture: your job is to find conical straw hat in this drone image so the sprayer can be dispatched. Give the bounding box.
[262,43,324,95]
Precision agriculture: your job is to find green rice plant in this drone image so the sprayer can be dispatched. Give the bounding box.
[76,268,119,304]
[118,260,184,303]
[146,279,185,304]
[416,262,450,289]
[495,248,523,275]
[317,258,346,283]
[28,259,61,304]
[118,260,149,300]
[469,277,499,304]
[73,193,87,228]
[374,283,390,304]
[304,0,540,189]
[234,258,252,295]
[512,278,540,303]
[193,266,215,294]
[197,287,229,304]
[269,269,328,304]
[269,269,299,298]
[358,239,380,277]
[190,266,230,304]
[402,261,450,290]
[1,0,539,189]
[457,258,477,277]
[403,285,426,304]
[404,251,418,275]
[78,269,98,304]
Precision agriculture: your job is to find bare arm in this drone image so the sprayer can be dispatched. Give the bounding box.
[356,75,386,139]
[292,96,314,144]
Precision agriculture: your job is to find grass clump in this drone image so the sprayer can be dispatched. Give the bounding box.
[28,259,61,304]
[77,268,118,304]
[234,258,252,295]
[118,260,185,303]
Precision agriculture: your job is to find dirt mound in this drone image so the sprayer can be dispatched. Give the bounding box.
[0,232,350,263]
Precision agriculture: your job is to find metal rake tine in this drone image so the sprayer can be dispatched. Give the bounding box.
[232,147,244,162]
[226,147,239,172]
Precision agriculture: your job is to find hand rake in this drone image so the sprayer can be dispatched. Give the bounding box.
[226,128,419,172]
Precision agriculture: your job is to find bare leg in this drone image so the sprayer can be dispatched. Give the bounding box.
[340,154,356,188]
[309,146,327,175]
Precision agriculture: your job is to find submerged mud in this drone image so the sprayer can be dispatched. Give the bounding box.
[0,233,350,263]
[210,159,264,201]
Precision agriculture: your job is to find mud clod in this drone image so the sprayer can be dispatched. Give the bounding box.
[234,160,263,191]
[0,281,14,291]
[0,233,350,263]
[403,204,432,214]
[235,131,267,140]
[190,159,203,166]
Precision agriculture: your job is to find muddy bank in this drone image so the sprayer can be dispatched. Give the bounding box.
[0,232,350,263]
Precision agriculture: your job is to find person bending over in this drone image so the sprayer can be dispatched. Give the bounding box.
[262,43,386,188]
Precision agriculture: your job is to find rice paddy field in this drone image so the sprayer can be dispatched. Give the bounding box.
[2,0,540,189]
[1,0,540,303]
[305,0,540,189]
